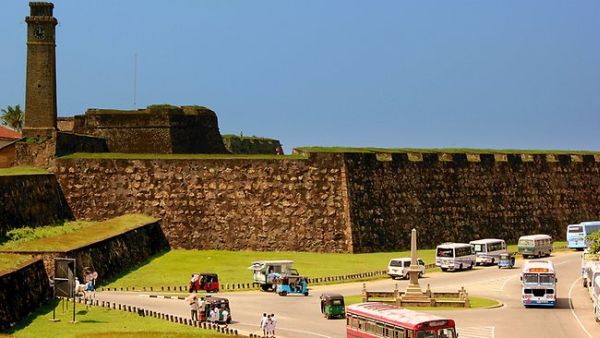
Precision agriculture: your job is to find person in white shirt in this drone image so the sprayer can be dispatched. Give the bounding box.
[270,313,277,337]
[221,306,229,326]
[260,313,268,336]
[209,307,216,323]
[189,295,199,322]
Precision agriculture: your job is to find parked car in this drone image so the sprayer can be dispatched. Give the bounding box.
[387,258,425,279]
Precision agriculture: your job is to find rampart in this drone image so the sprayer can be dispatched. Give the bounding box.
[0,174,72,236]
[0,258,51,330]
[9,219,170,280]
[55,154,352,252]
[344,152,600,252]
[54,152,600,253]
[73,106,227,154]
[222,135,283,155]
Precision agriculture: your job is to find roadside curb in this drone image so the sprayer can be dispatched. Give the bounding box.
[148,294,186,300]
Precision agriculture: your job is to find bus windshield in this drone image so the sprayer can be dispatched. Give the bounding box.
[519,240,534,247]
[539,274,555,285]
[437,248,454,258]
[472,244,485,253]
[523,273,538,284]
[568,226,583,233]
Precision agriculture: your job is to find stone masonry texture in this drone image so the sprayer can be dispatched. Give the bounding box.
[0,174,73,236]
[0,258,51,330]
[54,152,599,253]
[56,153,352,252]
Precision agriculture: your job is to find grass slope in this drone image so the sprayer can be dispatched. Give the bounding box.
[4,300,227,338]
[295,146,600,155]
[0,254,33,274]
[102,242,566,289]
[59,153,306,160]
[0,166,48,176]
[0,214,156,252]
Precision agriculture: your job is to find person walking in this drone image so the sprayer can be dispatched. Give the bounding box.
[189,295,199,322]
[209,306,216,323]
[266,314,273,338]
[270,313,277,337]
[260,313,268,337]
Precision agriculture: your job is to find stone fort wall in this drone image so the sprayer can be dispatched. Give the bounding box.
[0,174,73,236]
[55,153,352,252]
[54,152,600,253]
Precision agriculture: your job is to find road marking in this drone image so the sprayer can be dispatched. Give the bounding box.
[499,274,519,291]
[234,322,332,338]
[456,326,495,338]
[568,277,593,338]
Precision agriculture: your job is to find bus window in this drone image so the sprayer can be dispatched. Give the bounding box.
[438,328,456,338]
[375,323,385,335]
[472,244,484,253]
[519,239,533,246]
[569,226,583,233]
[540,274,555,285]
[523,273,538,284]
[358,318,364,331]
[437,248,453,257]
[417,330,436,338]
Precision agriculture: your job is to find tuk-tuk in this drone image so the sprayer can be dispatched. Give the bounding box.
[320,293,345,319]
[498,253,515,269]
[199,296,232,324]
[275,275,309,296]
[188,273,220,293]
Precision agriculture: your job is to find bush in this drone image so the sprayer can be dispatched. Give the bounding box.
[587,232,600,253]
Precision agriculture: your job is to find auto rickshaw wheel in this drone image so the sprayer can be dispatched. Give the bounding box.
[279,291,287,296]
[304,291,309,296]
[261,284,271,292]
[418,272,423,278]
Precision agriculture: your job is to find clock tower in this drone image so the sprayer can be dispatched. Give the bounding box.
[24,2,58,137]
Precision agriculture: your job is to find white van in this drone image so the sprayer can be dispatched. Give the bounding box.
[469,239,507,265]
[518,234,552,258]
[435,243,476,271]
[248,260,298,291]
[387,258,425,280]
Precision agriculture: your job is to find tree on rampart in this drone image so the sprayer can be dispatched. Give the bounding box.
[1,105,24,132]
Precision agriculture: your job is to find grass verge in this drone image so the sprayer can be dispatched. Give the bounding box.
[0,214,156,252]
[343,295,501,310]
[101,242,567,290]
[0,166,48,176]
[59,153,306,160]
[3,299,227,338]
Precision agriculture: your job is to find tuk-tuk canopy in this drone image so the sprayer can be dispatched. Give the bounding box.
[320,293,344,302]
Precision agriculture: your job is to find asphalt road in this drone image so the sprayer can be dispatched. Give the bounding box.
[94,251,600,338]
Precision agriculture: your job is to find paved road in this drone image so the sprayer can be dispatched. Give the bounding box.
[94,251,600,338]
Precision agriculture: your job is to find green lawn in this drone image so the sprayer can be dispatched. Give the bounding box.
[294,146,600,155]
[102,242,567,290]
[0,166,48,176]
[0,214,156,252]
[343,295,501,310]
[4,300,227,338]
[59,153,306,160]
[0,254,34,274]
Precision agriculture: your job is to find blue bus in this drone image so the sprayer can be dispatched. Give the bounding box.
[567,222,600,250]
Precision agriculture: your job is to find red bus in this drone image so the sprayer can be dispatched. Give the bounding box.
[346,303,457,338]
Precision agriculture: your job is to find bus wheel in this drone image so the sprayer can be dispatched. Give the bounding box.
[491,259,495,265]
[468,263,474,270]
[261,284,271,292]
[459,264,463,270]
[418,272,423,278]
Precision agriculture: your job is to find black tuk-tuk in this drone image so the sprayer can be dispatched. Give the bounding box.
[320,293,345,319]
[200,296,231,324]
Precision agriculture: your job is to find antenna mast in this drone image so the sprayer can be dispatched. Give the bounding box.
[133,52,137,109]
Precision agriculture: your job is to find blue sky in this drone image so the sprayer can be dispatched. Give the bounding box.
[1,1,599,152]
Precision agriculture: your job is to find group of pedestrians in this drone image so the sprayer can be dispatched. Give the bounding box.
[259,312,277,338]
[188,295,229,325]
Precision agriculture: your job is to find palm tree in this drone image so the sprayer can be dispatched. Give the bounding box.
[0,105,24,132]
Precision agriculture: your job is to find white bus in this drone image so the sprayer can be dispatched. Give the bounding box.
[469,238,507,265]
[435,243,476,272]
[567,221,600,250]
[586,261,600,301]
[521,260,557,307]
[518,234,552,258]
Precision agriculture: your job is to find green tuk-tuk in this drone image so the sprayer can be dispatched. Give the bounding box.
[320,293,345,319]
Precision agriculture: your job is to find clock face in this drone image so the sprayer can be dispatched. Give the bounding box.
[33,25,45,40]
